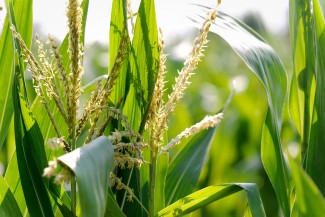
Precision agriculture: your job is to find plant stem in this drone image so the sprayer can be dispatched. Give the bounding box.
[71,131,77,215]
[149,146,158,217]
[71,177,77,216]
[120,167,134,210]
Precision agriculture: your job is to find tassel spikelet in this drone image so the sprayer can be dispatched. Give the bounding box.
[110,173,134,201]
[36,35,68,123]
[146,7,220,154]
[155,8,218,142]
[11,26,66,141]
[76,31,129,137]
[163,113,223,151]
[48,35,70,108]
[66,0,83,138]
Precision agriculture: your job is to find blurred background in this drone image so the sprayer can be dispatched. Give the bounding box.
[0,0,294,216]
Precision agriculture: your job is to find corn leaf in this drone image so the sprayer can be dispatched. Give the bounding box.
[289,0,316,153]
[306,0,325,196]
[12,65,54,217]
[154,152,169,214]
[193,10,290,216]
[104,188,126,217]
[0,0,32,149]
[109,0,129,106]
[0,18,14,150]
[0,175,22,217]
[2,0,33,214]
[157,183,265,217]
[9,2,55,214]
[123,0,159,132]
[57,136,115,217]
[165,127,218,205]
[117,0,159,215]
[290,158,325,216]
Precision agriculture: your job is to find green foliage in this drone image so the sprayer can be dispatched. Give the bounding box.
[0,176,22,217]
[166,127,218,205]
[1,0,325,217]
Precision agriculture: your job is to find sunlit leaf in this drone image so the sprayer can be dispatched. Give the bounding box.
[289,0,316,163]
[165,127,217,205]
[0,175,22,217]
[290,158,325,216]
[193,9,290,216]
[117,0,159,215]
[0,0,33,149]
[109,0,129,107]
[157,183,265,217]
[123,0,159,133]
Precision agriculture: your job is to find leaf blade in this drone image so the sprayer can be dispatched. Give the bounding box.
[57,136,115,217]
[195,10,290,215]
[157,183,265,217]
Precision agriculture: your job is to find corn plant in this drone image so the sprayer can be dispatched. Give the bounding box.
[0,0,324,216]
[193,0,325,216]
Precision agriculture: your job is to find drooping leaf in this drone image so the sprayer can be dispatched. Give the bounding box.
[290,158,325,216]
[57,136,115,217]
[157,183,266,217]
[165,127,218,205]
[0,175,22,217]
[193,9,290,215]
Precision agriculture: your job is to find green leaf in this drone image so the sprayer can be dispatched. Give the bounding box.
[165,127,217,205]
[195,10,290,216]
[306,0,325,196]
[82,75,109,92]
[5,0,55,216]
[289,0,316,162]
[154,152,169,214]
[157,183,266,217]
[57,136,115,217]
[290,158,325,216]
[109,0,129,106]
[123,0,159,133]
[0,0,33,149]
[117,0,159,214]
[12,67,54,217]
[104,188,126,217]
[0,18,14,150]
[0,175,22,217]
